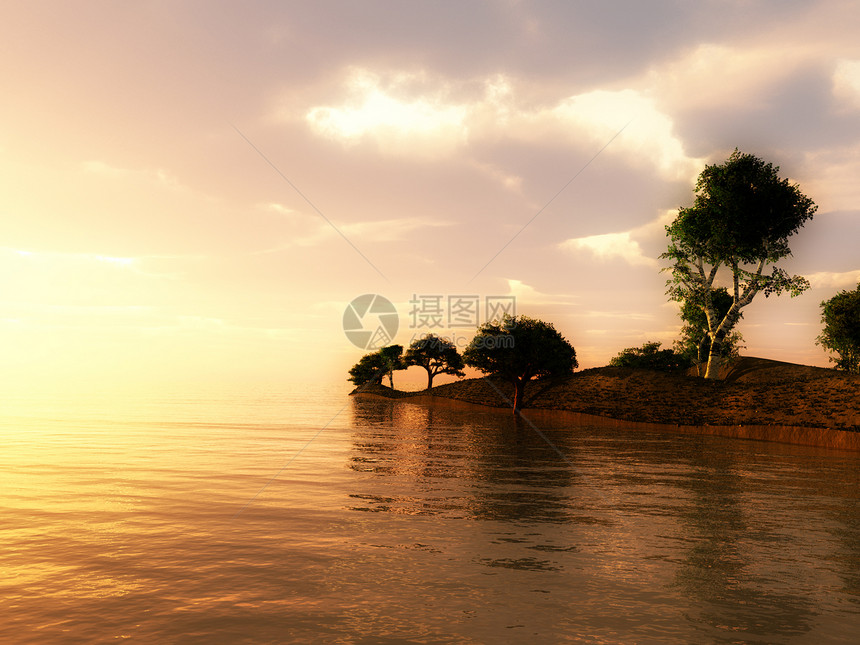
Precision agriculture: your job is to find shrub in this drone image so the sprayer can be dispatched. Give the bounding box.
[609,341,692,371]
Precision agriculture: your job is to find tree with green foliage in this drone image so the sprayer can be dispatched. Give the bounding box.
[377,344,404,388]
[816,283,860,373]
[348,344,404,388]
[348,352,385,387]
[404,334,465,390]
[463,315,577,414]
[609,341,691,371]
[675,287,744,375]
[662,149,816,379]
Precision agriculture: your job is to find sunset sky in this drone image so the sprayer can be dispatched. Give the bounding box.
[2,1,860,398]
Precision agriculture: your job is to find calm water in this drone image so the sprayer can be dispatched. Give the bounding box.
[1,388,859,643]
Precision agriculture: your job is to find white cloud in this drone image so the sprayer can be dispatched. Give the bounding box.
[546,89,700,181]
[649,43,804,113]
[807,268,860,290]
[305,69,468,156]
[261,202,298,216]
[0,246,188,281]
[504,278,578,306]
[580,310,655,321]
[251,216,451,254]
[801,145,860,212]
[833,58,860,110]
[80,160,193,195]
[303,69,699,180]
[341,217,451,243]
[559,231,658,268]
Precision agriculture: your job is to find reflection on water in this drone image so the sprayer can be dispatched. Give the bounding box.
[672,446,818,642]
[1,391,859,643]
[348,397,860,643]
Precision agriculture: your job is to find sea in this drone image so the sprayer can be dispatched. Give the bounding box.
[1,386,859,644]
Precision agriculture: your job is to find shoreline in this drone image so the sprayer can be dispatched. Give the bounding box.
[351,357,860,452]
[353,391,860,452]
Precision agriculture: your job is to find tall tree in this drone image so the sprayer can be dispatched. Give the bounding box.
[675,287,744,375]
[404,334,465,389]
[817,283,860,373]
[463,315,577,414]
[662,150,816,379]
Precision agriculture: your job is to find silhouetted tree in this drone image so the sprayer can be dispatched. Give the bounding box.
[463,315,577,414]
[817,283,860,373]
[404,334,465,389]
[662,150,816,379]
[348,344,404,388]
[378,344,404,389]
[348,352,386,387]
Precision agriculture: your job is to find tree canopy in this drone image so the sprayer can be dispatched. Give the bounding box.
[348,344,404,388]
[817,283,860,373]
[462,315,577,413]
[662,149,816,379]
[404,334,465,389]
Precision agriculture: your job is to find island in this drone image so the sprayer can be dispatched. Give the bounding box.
[351,357,860,451]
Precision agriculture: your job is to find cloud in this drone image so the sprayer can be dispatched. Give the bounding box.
[545,89,701,181]
[504,278,578,306]
[81,160,184,190]
[559,231,658,268]
[302,69,699,180]
[833,58,860,110]
[807,269,860,290]
[649,43,801,114]
[250,214,452,254]
[341,217,452,243]
[305,69,469,157]
[0,246,189,281]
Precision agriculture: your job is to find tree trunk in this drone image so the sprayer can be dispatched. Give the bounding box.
[696,335,709,377]
[704,335,722,379]
[705,306,741,380]
[512,379,525,414]
[426,370,433,390]
[388,371,394,389]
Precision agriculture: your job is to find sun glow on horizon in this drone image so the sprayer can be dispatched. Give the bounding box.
[0,2,854,409]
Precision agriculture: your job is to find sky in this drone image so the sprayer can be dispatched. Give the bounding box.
[2,1,860,398]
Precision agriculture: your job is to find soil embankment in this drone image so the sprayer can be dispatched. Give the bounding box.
[352,357,860,450]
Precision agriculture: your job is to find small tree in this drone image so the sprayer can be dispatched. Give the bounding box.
[609,341,691,371]
[463,315,577,414]
[378,344,404,389]
[817,283,860,373]
[348,352,386,387]
[348,344,404,388]
[662,149,816,379]
[675,287,744,375]
[404,334,465,389]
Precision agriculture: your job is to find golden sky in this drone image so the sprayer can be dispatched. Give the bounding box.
[2,2,860,398]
